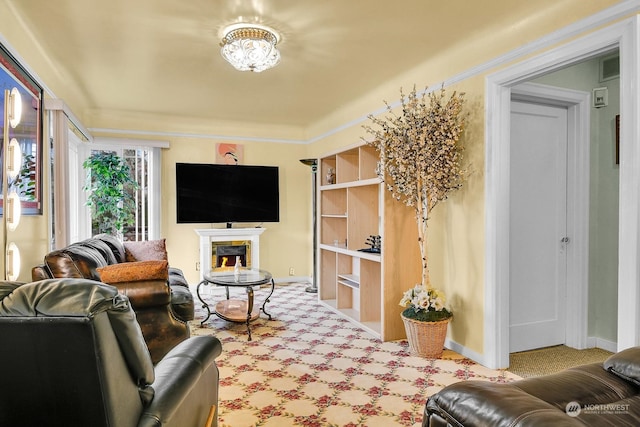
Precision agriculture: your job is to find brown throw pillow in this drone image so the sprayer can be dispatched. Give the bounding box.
[97,260,168,283]
[123,239,168,262]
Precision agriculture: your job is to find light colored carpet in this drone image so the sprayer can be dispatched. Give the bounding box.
[191,282,520,427]
[508,345,613,378]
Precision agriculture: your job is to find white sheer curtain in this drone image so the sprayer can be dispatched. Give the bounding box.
[45,100,92,250]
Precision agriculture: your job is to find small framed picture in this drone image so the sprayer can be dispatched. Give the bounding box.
[216,143,243,165]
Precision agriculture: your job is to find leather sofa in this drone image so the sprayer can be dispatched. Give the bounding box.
[423,347,640,426]
[0,278,222,427]
[32,234,195,363]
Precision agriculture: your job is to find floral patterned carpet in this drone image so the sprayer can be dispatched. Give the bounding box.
[190,282,521,427]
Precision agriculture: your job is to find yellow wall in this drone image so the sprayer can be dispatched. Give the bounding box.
[159,137,311,283]
[86,127,313,283]
[0,0,627,358]
[304,3,625,355]
[306,76,490,353]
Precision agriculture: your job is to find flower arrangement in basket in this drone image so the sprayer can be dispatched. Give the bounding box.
[363,85,466,357]
[399,285,452,357]
[399,285,452,322]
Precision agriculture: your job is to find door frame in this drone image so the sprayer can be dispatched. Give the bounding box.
[510,82,590,353]
[484,17,640,369]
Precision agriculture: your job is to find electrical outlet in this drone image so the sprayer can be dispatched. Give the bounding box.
[289,267,295,276]
[196,262,200,271]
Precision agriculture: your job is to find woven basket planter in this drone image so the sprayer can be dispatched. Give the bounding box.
[402,314,450,358]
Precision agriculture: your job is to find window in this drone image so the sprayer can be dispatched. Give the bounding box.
[75,139,164,241]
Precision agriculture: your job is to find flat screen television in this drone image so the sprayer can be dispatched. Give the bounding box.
[176,163,280,224]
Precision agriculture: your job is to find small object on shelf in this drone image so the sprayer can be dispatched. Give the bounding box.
[326,167,335,184]
[358,235,381,253]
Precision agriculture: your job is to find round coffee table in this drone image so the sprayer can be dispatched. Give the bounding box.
[196,267,275,341]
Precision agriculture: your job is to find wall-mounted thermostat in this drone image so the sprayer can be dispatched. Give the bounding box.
[593,87,608,108]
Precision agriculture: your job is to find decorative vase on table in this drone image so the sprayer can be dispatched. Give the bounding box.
[400,285,452,358]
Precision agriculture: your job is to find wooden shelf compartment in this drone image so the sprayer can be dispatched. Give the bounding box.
[317,141,421,342]
[321,188,347,216]
[336,253,357,310]
[337,274,360,289]
[319,303,381,337]
[359,145,379,180]
[320,216,346,247]
[320,156,337,186]
[319,249,337,301]
[336,149,359,183]
[347,184,380,251]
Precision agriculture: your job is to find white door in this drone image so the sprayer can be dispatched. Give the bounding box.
[509,100,568,353]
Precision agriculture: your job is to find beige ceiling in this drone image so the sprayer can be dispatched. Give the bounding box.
[5,0,613,130]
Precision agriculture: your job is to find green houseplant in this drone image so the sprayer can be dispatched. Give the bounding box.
[83,152,138,237]
[363,86,466,357]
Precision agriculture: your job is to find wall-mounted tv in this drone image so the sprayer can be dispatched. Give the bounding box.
[176,163,280,225]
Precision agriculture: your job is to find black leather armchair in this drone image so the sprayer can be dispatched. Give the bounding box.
[0,278,222,427]
[423,347,640,426]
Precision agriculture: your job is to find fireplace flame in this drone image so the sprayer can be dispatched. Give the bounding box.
[221,257,228,267]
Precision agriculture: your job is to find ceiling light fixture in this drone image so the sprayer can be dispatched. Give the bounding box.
[220,23,281,72]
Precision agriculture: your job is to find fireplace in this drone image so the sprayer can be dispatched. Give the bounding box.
[195,228,266,281]
[211,241,252,268]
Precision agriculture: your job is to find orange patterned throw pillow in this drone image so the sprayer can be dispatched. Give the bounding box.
[97,260,169,283]
[123,239,168,262]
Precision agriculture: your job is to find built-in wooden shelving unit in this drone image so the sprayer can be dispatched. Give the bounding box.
[317,142,421,340]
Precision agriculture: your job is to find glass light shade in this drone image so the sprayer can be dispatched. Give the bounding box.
[220,24,281,72]
[7,138,22,179]
[7,242,21,281]
[6,191,21,231]
[9,87,22,128]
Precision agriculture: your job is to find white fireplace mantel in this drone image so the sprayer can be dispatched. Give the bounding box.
[195,228,266,281]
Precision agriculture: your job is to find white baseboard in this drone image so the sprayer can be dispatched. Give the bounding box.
[445,336,620,370]
[274,275,311,284]
[444,339,494,368]
[587,336,617,353]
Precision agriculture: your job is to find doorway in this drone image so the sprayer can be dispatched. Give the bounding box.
[509,99,569,352]
[508,79,596,354]
[484,18,639,369]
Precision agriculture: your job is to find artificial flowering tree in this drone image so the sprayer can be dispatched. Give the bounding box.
[363,85,467,324]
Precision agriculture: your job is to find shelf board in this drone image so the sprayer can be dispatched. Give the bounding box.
[337,280,359,289]
[318,243,381,262]
[337,273,360,289]
[320,298,337,310]
[338,273,359,283]
[320,177,381,191]
[320,243,348,250]
[318,299,381,338]
[359,320,382,336]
